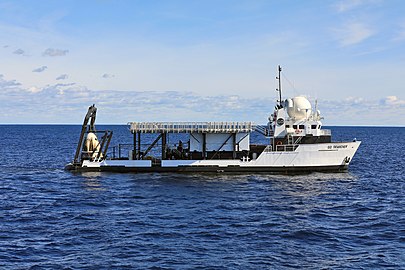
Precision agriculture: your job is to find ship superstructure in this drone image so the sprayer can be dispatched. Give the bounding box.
[65,66,360,173]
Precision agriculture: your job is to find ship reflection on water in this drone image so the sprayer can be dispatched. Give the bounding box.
[81,171,105,191]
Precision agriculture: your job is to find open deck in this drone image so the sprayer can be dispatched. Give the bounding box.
[128,121,255,134]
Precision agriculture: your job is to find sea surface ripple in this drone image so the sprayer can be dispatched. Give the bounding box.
[0,125,404,269]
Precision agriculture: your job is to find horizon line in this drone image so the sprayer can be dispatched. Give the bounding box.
[0,123,404,127]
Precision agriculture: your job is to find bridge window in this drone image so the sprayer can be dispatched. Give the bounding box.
[311,125,317,129]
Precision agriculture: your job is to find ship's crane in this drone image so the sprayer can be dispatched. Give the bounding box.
[73,104,112,165]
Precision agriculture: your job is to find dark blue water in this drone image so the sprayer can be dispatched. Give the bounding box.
[0,125,404,269]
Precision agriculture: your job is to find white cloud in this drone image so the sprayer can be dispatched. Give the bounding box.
[0,74,404,125]
[0,77,272,123]
[320,96,405,125]
[42,48,69,57]
[344,96,364,104]
[334,0,382,13]
[102,73,115,79]
[13,48,25,55]
[334,0,364,13]
[32,66,48,72]
[0,74,20,88]
[56,74,68,80]
[393,22,405,41]
[333,22,374,46]
[380,96,405,106]
[27,86,42,93]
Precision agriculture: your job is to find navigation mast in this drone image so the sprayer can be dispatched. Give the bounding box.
[276,65,282,107]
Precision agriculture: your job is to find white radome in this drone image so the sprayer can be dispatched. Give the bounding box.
[286,96,312,120]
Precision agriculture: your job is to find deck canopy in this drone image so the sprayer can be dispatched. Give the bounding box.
[128,121,255,134]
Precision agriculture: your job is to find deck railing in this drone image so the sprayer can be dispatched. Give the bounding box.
[320,129,331,136]
[263,144,299,153]
[129,121,254,133]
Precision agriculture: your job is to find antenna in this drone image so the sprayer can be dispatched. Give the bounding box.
[314,99,318,120]
[275,65,282,106]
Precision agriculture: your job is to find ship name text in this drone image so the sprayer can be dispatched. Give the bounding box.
[327,145,348,150]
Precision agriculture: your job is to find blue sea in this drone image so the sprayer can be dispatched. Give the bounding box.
[0,125,404,269]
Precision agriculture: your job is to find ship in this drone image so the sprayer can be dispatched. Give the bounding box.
[65,66,361,173]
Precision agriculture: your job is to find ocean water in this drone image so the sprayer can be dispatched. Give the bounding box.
[0,125,404,269]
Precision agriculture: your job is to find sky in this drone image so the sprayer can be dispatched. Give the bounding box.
[0,0,404,125]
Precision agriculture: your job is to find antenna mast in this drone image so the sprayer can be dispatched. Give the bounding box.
[276,65,282,106]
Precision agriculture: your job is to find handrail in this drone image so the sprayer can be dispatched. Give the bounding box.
[128,121,254,133]
[320,129,331,136]
[275,144,299,152]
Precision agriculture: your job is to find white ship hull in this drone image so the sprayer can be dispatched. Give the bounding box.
[66,68,362,174]
[68,141,360,173]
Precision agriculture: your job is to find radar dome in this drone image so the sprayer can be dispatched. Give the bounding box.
[286,96,312,120]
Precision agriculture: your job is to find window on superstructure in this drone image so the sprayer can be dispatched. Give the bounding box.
[299,125,304,129]
[286,125,290,128]
[311,125,317,129]
[293,125,297,129]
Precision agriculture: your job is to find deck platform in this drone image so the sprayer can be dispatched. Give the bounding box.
[128,121,255,133]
